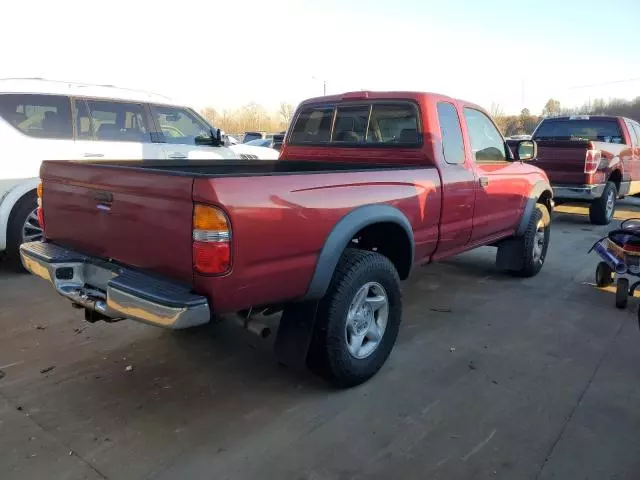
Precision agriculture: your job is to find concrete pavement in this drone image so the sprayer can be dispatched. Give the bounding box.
[1,202,639,479]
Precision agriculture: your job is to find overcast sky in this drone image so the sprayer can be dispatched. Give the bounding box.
[2,0,638,115]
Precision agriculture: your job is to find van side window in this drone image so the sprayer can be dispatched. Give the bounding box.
[463,108,506,163]
[150,105,213,146]
[74,99,92,139]
[436,102,465,164]
[85,100,151,143]
[368,104,419,144]
[0,94,72,139]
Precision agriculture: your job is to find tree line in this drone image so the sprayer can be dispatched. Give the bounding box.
[200,96,640,137]
[200,102,294,135]
[492,96,640,137]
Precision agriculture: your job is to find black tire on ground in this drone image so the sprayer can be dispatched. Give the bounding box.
[589,181,617,225]
[5,192,39,271]
[616,277,629,309]
[511,203,551,278]
[595,262,614,287]
[307,248,402,388]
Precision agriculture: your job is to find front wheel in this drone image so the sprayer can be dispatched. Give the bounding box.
[616,277,629,309]
[510,203,551,277]
[307,248,402,388]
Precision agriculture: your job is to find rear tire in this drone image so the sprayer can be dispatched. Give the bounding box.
[616,277,629,309]
[595,262,614,287]
[589,181,617,225]
[5,192,40,271]
[307,248,402,388]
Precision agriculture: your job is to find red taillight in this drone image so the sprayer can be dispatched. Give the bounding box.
[36,181,45,235]
[192,204,231,275]
[193,241,230,274]
[585,141,601,174]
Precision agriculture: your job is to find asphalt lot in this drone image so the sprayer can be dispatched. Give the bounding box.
[1,202,640,480]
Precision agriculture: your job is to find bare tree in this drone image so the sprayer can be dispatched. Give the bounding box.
[278,102,295,129]
[200,107,218,126]
[542,99,561,117]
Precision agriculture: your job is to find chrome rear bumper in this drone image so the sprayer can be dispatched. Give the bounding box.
[552,183,605,201]
[20,242,210,329]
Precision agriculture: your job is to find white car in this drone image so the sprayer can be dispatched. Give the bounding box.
[0,78,278,266]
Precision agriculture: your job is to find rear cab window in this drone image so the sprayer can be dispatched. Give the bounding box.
[289,101,421,146]
[533,117,624,144]
[0,93,73,139]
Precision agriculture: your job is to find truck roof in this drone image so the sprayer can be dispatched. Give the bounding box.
[0,77,175,105]
[298,90,484,110]
[542,115,628,122]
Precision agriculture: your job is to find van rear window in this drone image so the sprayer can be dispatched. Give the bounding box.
[289,102,420,146]
[534,118,623,143]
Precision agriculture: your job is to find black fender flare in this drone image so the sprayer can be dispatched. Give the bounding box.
[516,181,553,236]
[303,204,414,300]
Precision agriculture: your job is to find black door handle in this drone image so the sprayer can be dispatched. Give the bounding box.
[479,177,489,187]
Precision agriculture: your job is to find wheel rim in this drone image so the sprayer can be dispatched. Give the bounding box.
[345,282,389,359]
[532,220,546,263]
[22,209,43,243]
[605,190,615,218]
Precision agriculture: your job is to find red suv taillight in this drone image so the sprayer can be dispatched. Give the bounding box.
[36,181,45,233]
[192,204,231,275]
[585,141,601,174]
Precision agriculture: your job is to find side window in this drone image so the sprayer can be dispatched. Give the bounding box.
[437,102,465,164]
[368,104,420,144]
[289,107,333,144]
[332,106,368,143]
[85,100,151,143]
[629,121,640,146]
[463,108,506,163]
[0,94,72,139]
[150,105,213,146]
[74,99,92,139]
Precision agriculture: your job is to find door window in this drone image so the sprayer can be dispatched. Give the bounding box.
[151,105,213,146]
[437,102,465,164]
[85,99,151,143]
[463,108,506,163]
[0,94,72,139]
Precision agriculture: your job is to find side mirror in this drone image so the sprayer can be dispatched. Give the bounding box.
[515,140,537,161]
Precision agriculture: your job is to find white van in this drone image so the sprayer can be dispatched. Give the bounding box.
[0,78,279,266]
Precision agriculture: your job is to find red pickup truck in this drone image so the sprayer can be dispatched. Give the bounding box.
[20,91,553,387]
[518,115,640,225]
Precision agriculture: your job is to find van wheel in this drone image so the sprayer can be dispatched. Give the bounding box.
[5,192,41,270]
[589,181,617,225]
[307,248,402,388]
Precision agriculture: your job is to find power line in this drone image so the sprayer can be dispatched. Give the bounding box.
[565,76,640,90]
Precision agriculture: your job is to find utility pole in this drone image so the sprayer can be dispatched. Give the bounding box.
[323,80,327,96]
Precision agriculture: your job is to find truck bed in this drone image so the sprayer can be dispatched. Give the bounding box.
[40,160,442,312]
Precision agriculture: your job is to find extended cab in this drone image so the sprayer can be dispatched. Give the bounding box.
[518,115,640,225]
[21,91,553,387]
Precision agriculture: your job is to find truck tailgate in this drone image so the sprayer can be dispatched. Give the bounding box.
[530,140,588,184]
[40,161,195,284]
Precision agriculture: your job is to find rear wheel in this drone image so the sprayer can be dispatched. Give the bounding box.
[5,192,41,270]
[589,181,617,225]
[307,248,402,388]
[595,262,614,287]
[616,277,629,309]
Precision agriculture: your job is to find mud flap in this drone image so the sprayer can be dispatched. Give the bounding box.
[274,300,319,371]
[496,238,525,271]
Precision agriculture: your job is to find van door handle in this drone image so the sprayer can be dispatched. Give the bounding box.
[84,153,104,158]
[168,153,188,159]
[479,176,489,187]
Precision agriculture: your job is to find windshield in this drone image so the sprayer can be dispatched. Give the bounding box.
[243,132,263,143]
[534,118,623,143]
[246,139,271,147]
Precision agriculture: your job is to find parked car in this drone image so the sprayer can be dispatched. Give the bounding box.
[0,78,278,266]
[509,115,640,225]
[242,131,284,144]
[245,133,285,151]
[21,90,553,387]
